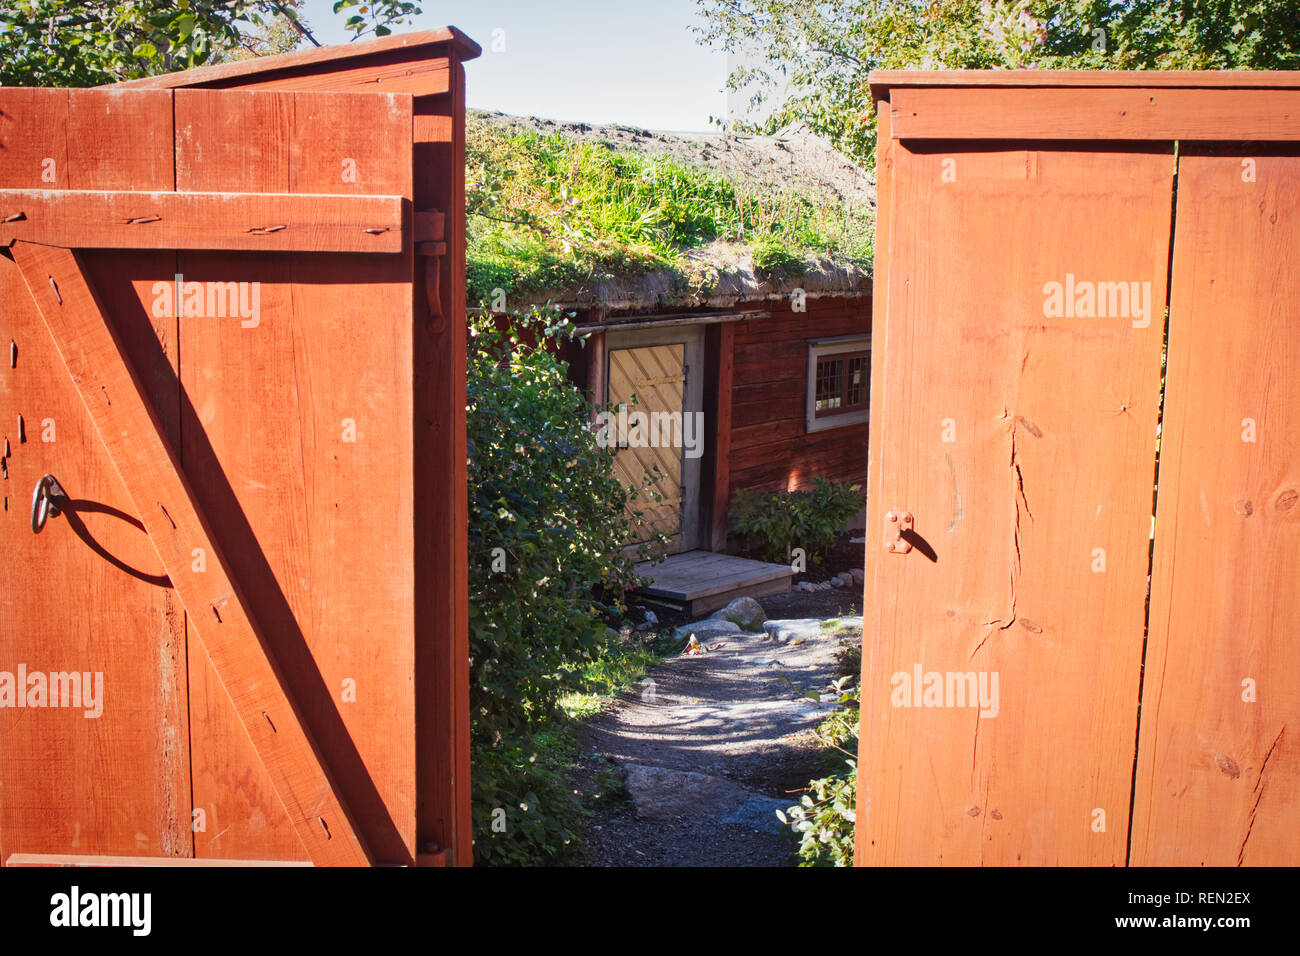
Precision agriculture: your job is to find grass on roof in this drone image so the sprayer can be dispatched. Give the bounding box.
[465,120,873,305]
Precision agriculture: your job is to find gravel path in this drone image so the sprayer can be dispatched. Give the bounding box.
[574,604,861,867]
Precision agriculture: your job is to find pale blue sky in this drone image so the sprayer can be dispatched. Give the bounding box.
[300,0,729,131]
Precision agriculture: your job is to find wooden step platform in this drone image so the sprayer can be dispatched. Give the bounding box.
[632,550,792,617]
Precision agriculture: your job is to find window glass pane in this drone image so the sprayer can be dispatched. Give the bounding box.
[846,354,868,408]
[815,357,843,412]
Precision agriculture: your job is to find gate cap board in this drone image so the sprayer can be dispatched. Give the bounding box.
[870,70,1300,141]
[110,26,480,93]
[870,68,1300,98]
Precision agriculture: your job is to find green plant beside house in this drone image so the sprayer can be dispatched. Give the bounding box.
[466,303,670,865]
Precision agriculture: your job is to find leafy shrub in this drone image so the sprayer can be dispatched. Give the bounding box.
[780,676,859,866]
[729,477,862,563]
[467,303,660,864]
[752,233,807,276]
[779,761,857,867]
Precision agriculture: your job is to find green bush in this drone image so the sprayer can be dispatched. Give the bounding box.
[780,677,859,866]
[466,303,660,865]
[780,760,857,867]
[729,477,862,564]
[752,233,807,276]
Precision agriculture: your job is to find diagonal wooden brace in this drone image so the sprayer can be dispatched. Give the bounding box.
[11,241,371,867]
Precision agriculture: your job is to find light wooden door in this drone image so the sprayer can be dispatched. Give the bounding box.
[609,343,686,554]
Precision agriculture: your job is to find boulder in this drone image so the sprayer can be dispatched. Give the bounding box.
[673,617,743,644]
[622,764,790,834]
[712,596,767,632]
[622,765,747,821]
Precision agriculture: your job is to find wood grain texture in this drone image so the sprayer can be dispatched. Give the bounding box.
[0,253,190,862]
[857,144,1173,865]
[0,188,404,252]
[114,28,480,89]
[175,88,416,864]
[869,68,1300,100]
[854,99,893,865]
[412,70,472,866]
[1131,147,1300,866]
[609,344,686,551]
[66,90,174,190]
[0,88,70,188]
[12,241,370,866]
[891,87,1300,141]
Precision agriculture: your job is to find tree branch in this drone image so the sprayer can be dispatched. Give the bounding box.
[268,1,321,47]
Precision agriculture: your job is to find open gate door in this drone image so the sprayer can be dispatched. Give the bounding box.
[861,72,1300,867]
[0,29,478,867]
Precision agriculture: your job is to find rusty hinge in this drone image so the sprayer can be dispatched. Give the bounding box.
[884,509,913,554]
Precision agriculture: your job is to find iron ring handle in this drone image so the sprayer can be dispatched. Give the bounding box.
[30,473,65,534]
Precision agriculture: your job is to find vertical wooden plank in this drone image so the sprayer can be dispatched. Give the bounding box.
[173,88,304,861]
[1132,147,1300,866]
[66,89,174,190]
[857,137,1173,865]
[0,88,70,187]
[413,64,471,864]
[855,97,893,866]
[0,87,191,862]
[175,89,417,863]
[710,322,734,552]
[290,91,413,196]
[0,255,189,861]
[175,89,292,192]
[587,330,606,407]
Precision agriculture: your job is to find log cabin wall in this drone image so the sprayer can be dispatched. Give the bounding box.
[727,295,873,498]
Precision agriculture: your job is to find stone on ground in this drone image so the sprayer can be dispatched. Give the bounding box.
[622,765,747,821]
[622,763,792,835]
[673,617,743,643]
[711,596,767,631]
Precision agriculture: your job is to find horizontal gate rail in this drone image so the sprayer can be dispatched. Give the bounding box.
[0,189,405,253]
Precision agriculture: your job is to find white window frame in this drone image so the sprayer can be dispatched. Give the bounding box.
[806,335,871,434]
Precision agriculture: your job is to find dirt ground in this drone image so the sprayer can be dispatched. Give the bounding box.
[573,602,861,867]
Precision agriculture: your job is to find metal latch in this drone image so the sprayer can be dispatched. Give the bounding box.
[31,473,66,534]
[884,509,913,554]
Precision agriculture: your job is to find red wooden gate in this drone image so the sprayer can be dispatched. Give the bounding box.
[860,71,1299,866]
[0,29,478,867]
